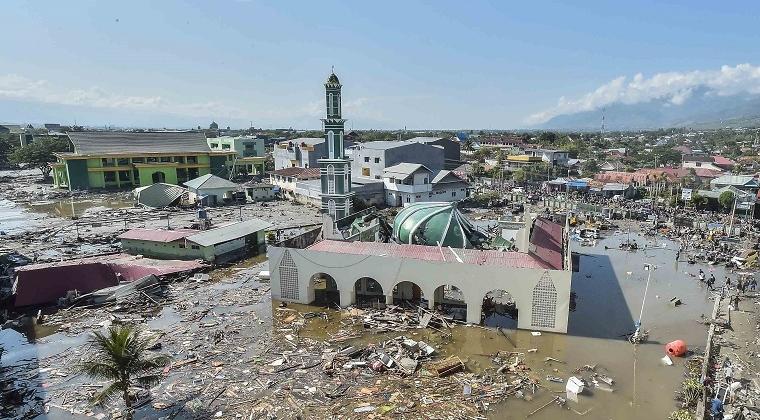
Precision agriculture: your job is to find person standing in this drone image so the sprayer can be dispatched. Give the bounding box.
[707,274,716,291]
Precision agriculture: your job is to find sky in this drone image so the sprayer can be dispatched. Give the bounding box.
[2,0,760,130]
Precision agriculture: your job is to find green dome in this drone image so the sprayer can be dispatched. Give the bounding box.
[326,72,340,85]
[393,202,486,249]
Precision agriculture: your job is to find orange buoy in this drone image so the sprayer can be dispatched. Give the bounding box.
[665,340,687,357]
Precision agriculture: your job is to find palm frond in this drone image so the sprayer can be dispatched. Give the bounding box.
[91,381,125,405]
[134,374,164,389]
[78,361,120,381]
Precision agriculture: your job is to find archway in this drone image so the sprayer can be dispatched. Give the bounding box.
[151,171,166,184]
[392,281,425,307]
[482,289,518,329]
[433,285,467,321]
[310,273,339,307]
[354,277,384,307]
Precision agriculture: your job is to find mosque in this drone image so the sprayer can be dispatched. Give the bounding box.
[268,73,573,333]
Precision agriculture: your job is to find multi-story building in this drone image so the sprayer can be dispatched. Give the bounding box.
[208,135,266,175]
[274,137,326,170]
[349,140,445,180]
[319,72,354,220]
[406,137,461,169]
[52,131,236,190]
[524,148,569,166]
[383,163,469,206]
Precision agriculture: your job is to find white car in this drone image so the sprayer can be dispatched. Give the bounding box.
[512,187,524,194]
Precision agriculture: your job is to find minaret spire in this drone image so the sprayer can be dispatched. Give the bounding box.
[319,71,354,222]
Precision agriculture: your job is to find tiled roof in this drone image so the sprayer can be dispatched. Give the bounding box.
[271,167,321,178]
[68,131,210,155]
[306,240,553,270]
[118,228,196,243]
[713,155,737,166]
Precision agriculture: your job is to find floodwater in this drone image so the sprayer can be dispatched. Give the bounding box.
[0,196,133,234]
[293,232,720,419]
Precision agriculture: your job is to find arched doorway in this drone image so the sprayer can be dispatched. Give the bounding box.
[482,289,518,328]
[354,277,384,307]
[433,285,467,321]
[392,281,425,307]
[151,171,166,184]
[310,273,339,307]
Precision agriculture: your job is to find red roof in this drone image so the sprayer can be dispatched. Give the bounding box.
[528,217,564,270]
[713,155,736,167]
[13,254,205,307]
[271,167,321,178]
[118,228,196,243]
[307,240,553,270]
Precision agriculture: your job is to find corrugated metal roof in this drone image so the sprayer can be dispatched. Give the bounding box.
[186,219,272,247]
[184,174,239,190]
[383,163,430,177]
[306,240,552,269]
[69,131,210,155]
[118,228,196,243]
[134,182,188,208]
[271,167,321,178]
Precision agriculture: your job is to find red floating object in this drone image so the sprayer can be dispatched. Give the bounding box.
[665,340,687,357]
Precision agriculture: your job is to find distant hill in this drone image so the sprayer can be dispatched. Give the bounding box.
[535,89,760,130]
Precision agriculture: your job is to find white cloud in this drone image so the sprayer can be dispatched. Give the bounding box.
[526,63,760,124]
[0,73,252,120]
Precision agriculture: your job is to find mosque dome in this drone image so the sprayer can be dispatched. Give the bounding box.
[326,72,340,85]
[393,202,486,249]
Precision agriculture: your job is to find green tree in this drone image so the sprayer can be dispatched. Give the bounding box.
[79,324,170,419]
[538,131,558,145]
[10,137,71,178]
[581,159,600,175]
[462,139,474,151]
[691,192,707,209]
[513,168,526,184]
[718,190,735,211]
[0,135,17,166]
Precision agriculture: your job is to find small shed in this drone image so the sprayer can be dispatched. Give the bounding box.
[184,174,239,206]
[244,182,275,202]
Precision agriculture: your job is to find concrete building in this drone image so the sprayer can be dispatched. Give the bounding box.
[268,214,572,333]
[184,174,239,206]
[269,167,321,200]
[118,219,272,263]
[407,137,461,169]
[524,148,569,166]
[349,140,445,180]
[243,182,275,202]
[208,135,266,176]
[274,138,326,170]
[382,163,469,206]
[52,132,236,190]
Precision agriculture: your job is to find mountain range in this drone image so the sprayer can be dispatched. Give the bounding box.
[534,89,760,131]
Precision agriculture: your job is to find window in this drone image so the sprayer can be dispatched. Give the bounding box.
[279,250,299,300]
[328,131,334,158]
[344,164,350,191]
[179,243,185,248]
[147,157,158,163]
[328,199,336,218]
[187,156,197,164]
[452,191,456,197]
[374,157,380,164]
[406,196,410,203]
[191,245,199,250]
[117,158,129,166]
[119,171,130,181]
[104,171,116,182]
[362,167,370,176]
[375,175,381,180]
[222,144,231,150]
[160,156,171,163]
[328,93,334,115]
[345,198,351,213]
[364,156,369,162]
[174,156,185,163]
[327,165,335,194]
[132,157,144,163]
[210,143,218,148]
[423,177,428,184]
[531,272,558,329]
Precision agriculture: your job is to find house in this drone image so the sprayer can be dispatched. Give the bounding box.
[382,163,469,206]
[710,174,760,193]
[698,186,756,214]
[52,131,236,190]
[349,140,445,180]
[600,183,636,198]
[208,135,266,176]
[274,137,326,170]
[524,148,569,166]
[407,137,461,169]
[476,136,525,153]
[118,219,272,263]
[712,156,737,171]
[681,154,725,172]
[269,167,321,200]
[599,161,621,172]
[504,155,544,169]
[134,183,191,208]
[184,174,240,206]
[243,182,275,202]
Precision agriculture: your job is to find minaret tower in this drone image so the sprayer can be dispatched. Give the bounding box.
[319,71,354,221]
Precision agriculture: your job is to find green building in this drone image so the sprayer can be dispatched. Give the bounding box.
[52,131,236,190]
[207,135,266,176]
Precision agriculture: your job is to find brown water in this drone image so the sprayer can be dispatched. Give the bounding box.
[26,197,134,218]
[291,232,720,419]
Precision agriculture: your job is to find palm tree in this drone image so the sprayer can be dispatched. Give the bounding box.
[79,324,170,419]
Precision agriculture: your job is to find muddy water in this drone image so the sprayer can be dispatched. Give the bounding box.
[0,196,133,234]
[292,232,720,419]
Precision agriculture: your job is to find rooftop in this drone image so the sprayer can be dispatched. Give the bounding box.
[307,240,553,270]
[271,167,321,178]
[68,131,210,155]
[278,137,324,147]
[383,163,431,177]
[118,228,196,243]
[186,219,272,247]
[184,174,239,190]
